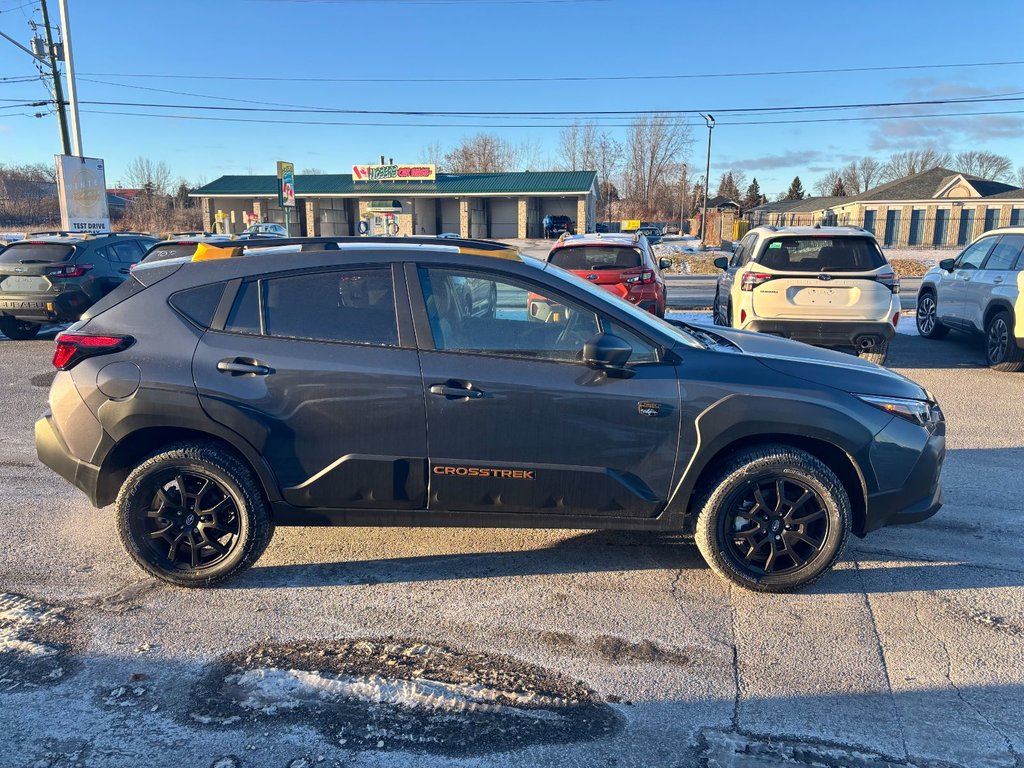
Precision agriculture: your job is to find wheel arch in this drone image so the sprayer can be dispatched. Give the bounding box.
[96,425,280,510]
[681,433,868,537]
[983,298,1015,329]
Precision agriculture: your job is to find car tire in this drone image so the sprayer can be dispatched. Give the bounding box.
[985,310,1024,373]
[694,445,851,593]
[0,317,41,340]
[857,340,888,366]
[115,442,274,587]
[712,291,723,325]
[916,292,949,339]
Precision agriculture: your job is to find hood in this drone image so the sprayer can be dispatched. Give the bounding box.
[701,325,928,400]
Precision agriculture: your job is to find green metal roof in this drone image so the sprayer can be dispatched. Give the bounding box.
[191,171,597,198]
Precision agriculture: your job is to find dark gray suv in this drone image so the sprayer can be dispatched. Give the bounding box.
[0,232,158,339]
[36,237,946,593]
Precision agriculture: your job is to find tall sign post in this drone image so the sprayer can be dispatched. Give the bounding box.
[55,154,109,233]
[277,161,295,235]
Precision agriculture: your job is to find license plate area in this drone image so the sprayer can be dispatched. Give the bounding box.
[0,275,50,292]
[789,286,855,306]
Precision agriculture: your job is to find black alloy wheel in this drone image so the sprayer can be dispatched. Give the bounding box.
[140,471,240,570]
[721,477,830,576]
[0,316,41,340]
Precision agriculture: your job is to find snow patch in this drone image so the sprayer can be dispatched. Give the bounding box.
[0,593,63,657]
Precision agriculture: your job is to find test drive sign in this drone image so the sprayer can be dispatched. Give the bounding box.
[352,163,436,182]
[55,155,110,233]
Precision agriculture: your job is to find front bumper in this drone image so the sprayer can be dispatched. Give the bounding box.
[860,418,945,535]
[36,412,102,506]
[743,318,896,347]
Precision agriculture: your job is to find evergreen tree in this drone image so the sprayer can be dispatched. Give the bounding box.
[716,171,742,203]
[743,177,763,209]
[829,176,849,197]
[785,176,806,200]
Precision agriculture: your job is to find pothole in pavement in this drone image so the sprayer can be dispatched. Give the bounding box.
[189,638,621,755]
[0,592,76,691]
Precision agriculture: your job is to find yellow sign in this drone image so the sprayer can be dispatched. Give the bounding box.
[621,219,641,232]
[352,163,436,182]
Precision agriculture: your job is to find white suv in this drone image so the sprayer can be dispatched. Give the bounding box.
[916,227,1024,372]
[713,226,901,364]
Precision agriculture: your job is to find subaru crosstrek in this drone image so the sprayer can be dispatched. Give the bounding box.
[0,232,158,339]
[36,236,945,593]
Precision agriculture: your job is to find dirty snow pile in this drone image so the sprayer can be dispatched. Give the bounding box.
[0,593,63,657]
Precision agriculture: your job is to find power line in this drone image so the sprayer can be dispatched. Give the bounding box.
[66,93,1024,118]
[77,58,1024,85]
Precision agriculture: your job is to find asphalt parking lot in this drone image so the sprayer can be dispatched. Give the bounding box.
[1,323,1022,767]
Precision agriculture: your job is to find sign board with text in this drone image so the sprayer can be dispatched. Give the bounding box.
[352,163,436,182]
[277,161,295,208]
[55,155,110,233]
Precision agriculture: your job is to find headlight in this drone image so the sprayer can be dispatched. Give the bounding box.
[856,394,939,427]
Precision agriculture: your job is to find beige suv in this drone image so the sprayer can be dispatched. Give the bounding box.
[713,226,901,364]
[916,227,1024,371]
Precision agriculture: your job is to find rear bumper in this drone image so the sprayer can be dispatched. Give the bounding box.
[743,318,896,347]
[35,412,102,507]
[0,291,89,322]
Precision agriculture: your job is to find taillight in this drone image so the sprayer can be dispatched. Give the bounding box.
[52,333,134,371]
[876,271,900,294]
[48,264,93,278]
[741,272,773,291]
[623,269,656,285]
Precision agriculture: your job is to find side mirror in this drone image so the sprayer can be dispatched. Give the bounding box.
[583,332,635,378]
[659,257,672,270]
[713,256,729,271]
[939,257,956,272]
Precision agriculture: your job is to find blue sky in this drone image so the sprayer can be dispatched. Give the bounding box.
[1,0,1023,197]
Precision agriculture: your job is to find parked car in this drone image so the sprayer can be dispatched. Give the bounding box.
[0,232,158,339]
[637,226,663,245]
[138,236,233,265]
[595,223,610,233]
[240,222,288,238]
[547,232,671,316]
[543,215,574,239]
[916,227,1024,371]
[712,226,901,364]
[36,235,944,593]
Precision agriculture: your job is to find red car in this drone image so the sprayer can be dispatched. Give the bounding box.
[546,233,670,317]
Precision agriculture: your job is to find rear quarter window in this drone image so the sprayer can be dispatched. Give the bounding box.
[169,282,226,329]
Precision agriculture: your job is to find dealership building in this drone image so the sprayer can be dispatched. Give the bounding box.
[191,165,598,239]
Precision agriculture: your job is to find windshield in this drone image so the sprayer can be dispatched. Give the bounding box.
[542,261,703,349]
[757,236,886,272]
[142,243,200,263]
[549,245,642,271]
[0,242,75,264]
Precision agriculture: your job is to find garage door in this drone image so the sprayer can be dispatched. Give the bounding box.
[489,199,518,239]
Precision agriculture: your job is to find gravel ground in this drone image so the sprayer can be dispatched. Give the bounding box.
[0,321,1022,767]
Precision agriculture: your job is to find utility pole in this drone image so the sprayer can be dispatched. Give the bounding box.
[39,0,71,155]
[57,0,82,156]
[700,114,715,246]
[678,163,687,235]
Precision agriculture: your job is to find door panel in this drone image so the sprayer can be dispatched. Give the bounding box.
[421,351,681,518]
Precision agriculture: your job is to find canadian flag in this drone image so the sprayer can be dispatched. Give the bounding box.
[352,165,369,180]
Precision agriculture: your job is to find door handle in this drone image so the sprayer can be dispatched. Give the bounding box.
[217,359,272,376]
[430,383,484,399]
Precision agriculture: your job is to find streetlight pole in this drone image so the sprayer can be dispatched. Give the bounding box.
[678,162,687,235]
[57,0,83,156]
[700,113,715,246]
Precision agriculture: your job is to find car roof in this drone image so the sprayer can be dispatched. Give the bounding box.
[749,225,877,239]
[9,232,151,246]
[971,226,1024,241]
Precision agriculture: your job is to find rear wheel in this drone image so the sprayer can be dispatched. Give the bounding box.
[694,445,851,592]
[916,292,949,339]
[116,443,274,587]
[985,310,1024,372]
[857,340,889,366]
[0,316,41,340]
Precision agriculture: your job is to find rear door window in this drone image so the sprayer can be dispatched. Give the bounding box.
[756,237,886,272]
[982,235,1024,271]
[549,246,642,271]
[0,243,74,264]
[109,241,144,263]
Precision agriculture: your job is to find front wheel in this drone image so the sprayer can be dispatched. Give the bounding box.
[116,443,274,587]
[916,292,949,339]
[0,316,41,340]
[694,445,851,592]
[986,310,1024,372]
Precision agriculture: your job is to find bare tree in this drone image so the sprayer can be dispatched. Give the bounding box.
[593,131,623,223]
[443,133,537,173]
[813,170,844,197]
[421,141,445,171]
[622,115,693,217]
[121,157,172,195]
[557,120,601,171]
[1017,166,1024,190]
[952,151,1014,181]
[880,148,951,182]
[299,167,326,175]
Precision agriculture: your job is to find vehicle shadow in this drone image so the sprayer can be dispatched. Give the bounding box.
[887,330,989,370]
